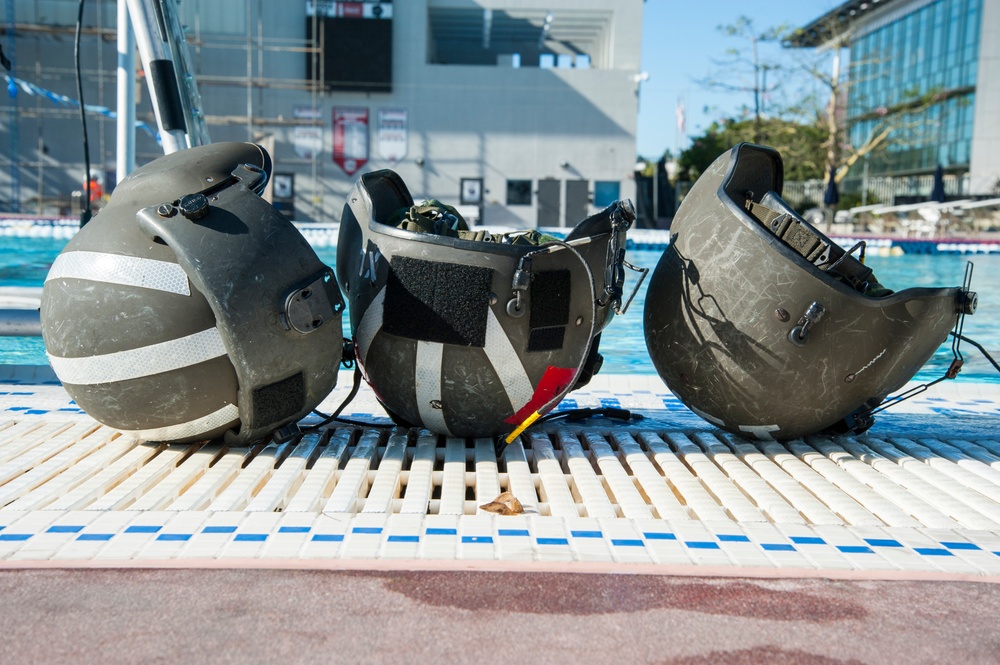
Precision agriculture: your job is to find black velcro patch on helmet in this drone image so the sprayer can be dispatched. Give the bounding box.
[529,270,571,328]
[528,326,566,352]
[384,256,492,347]
[527,269,570,351]
[251,372,304,429]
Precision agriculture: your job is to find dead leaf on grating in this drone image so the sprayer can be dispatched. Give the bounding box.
[479,491,524,515]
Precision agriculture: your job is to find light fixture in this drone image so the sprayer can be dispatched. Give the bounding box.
[483,9,492,49]
[538,12,553,49]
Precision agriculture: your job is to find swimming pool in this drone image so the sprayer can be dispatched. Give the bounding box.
[2,235,998,383]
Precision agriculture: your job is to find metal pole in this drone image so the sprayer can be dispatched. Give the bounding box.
[116,0,136,183]
[125,0,187,153]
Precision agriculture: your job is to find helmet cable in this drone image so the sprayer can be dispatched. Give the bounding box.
[75,0,93,227]
[869,262,989,417]
[493,407,644,456]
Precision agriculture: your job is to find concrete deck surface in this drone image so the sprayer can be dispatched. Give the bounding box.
[2,568,998,664]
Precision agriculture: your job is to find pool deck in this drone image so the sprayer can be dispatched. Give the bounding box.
[3,369,1000,662]
[0,365,998,580]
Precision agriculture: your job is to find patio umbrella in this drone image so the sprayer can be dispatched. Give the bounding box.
[823,166,839,207]
[930,164,945,203]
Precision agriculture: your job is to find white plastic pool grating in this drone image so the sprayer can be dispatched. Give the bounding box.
[1,368,1000,578]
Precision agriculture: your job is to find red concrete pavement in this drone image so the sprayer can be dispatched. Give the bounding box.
[1,569,998,664]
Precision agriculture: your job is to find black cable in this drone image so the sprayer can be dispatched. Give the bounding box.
[75,0,92,227]
[953,332,1000,373]
[534,406,643,426]
[494,407,643,456]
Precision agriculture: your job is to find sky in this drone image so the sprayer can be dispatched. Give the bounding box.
[636,0,844,159]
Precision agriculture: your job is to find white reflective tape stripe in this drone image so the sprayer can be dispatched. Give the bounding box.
[738,424,781,441]
[121,403,240,442]
[46,251,190,295]
[355,288,386,367]
[483,309,534,412]
[48,327,227,385]
[415,341,450,435]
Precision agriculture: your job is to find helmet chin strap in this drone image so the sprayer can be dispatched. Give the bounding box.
[854,262,991,429]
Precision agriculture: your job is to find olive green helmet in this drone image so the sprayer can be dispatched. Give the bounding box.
[336,169,636,440]
[41,142,344,445]
[644,143,976,440]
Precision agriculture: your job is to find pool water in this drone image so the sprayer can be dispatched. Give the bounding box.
[2,237,999,384]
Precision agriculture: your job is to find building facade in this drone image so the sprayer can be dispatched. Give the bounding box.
[1,0,644,225]
[792,0,1000,195]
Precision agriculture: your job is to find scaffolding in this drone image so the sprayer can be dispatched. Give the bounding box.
[0,0,325,218]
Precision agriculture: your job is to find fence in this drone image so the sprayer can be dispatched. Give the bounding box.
[781,173,973,211]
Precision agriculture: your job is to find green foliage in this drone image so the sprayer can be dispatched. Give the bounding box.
[678,117,828,182]
[796,198,818,215]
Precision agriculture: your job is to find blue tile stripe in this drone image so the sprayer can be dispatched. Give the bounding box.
[311,534,345,542]
[0,533,32,541]
[387,535,420,543]
[865,538,904,548]
[46,525,84,534]
[2,519,999,570]
[914,547,955,556]
[202,526,238,534]
[234,533,268,542]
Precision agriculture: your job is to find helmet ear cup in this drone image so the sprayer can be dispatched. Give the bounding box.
[40,143,344,445]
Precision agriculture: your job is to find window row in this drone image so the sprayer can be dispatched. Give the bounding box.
[506,179,620,207]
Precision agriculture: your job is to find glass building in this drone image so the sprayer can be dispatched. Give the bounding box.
[791,0,1000,192]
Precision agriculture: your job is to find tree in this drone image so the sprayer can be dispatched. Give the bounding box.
[697,17,795,144]
[693,17,948,192]
[678,116,827,183]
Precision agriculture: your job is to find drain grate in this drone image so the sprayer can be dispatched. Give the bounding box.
[3,418,1000,531]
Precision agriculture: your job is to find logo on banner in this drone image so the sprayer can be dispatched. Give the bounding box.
[377,108,408,164]
[332,107,369,176]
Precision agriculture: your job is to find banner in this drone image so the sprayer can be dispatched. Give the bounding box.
[377,108,408,164]
[293,127,323,160]
[332,107,369,176]
[307,1,393,19]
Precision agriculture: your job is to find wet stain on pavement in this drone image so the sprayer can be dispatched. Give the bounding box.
[368,572,868,621]
[660,645,866,664]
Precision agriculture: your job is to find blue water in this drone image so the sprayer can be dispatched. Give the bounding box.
[3,237,998,383]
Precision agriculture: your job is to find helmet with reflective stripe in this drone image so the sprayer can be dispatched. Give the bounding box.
[643,143,977,440]
[336,169,636,440]
[41,142,344,444]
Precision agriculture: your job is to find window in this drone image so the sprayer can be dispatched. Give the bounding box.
[179,0,247,35]
[507,180,532,206]
[593,181,620,208]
